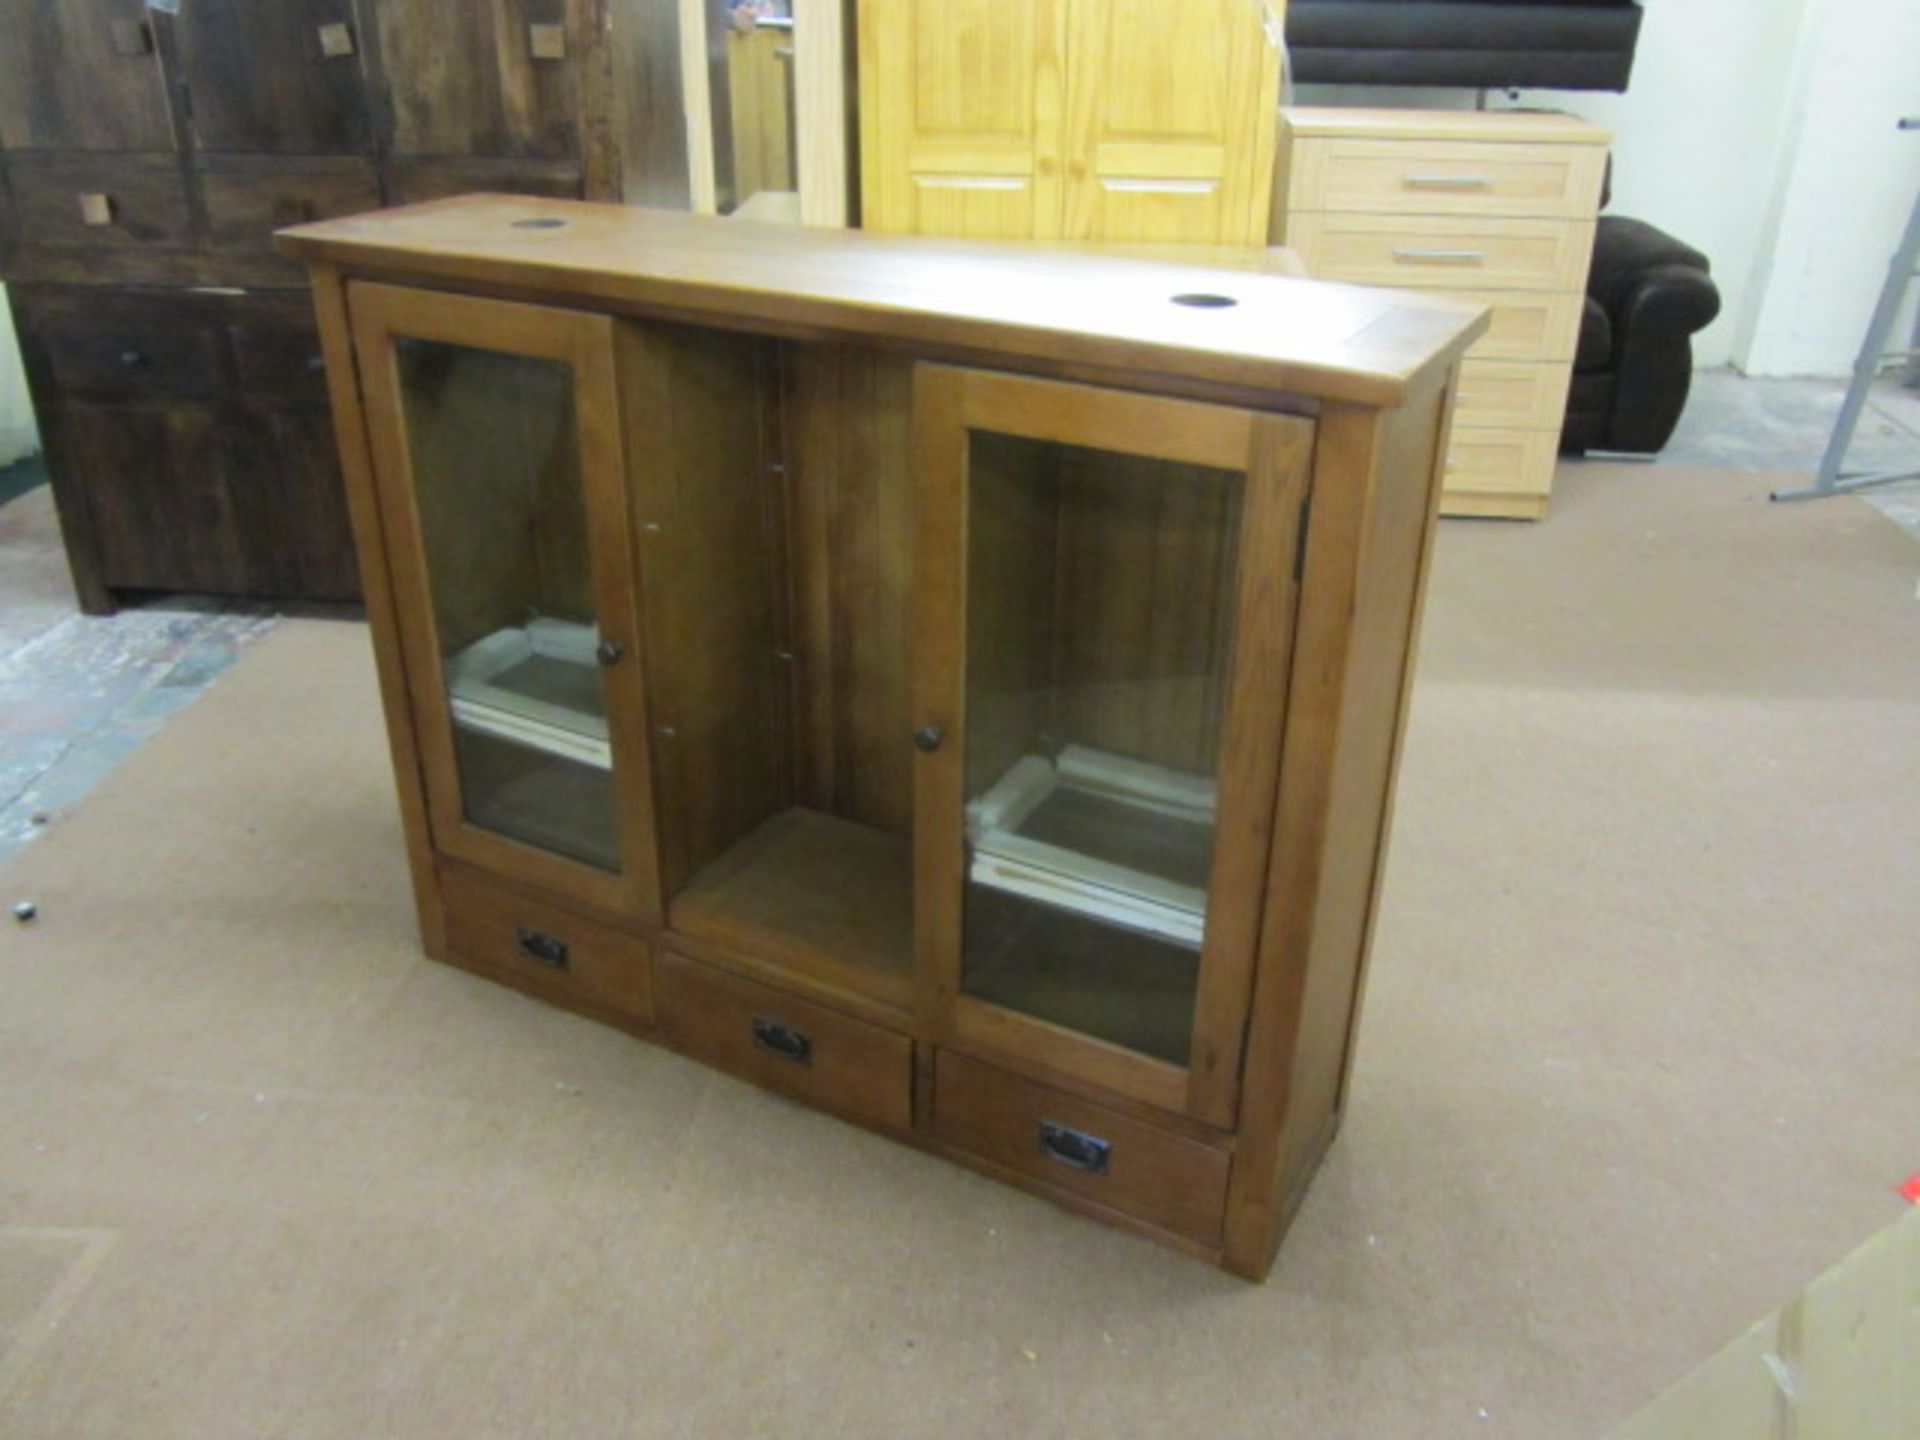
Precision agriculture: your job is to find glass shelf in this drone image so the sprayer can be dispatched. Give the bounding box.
[966,745,1214,949]
[446,617,610,769]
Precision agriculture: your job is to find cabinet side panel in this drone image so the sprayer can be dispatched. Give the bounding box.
[1279,385,1446,1180]
[623,322,791,895]
[781,344,915,835]
[308,263,448,956]
[1223,380,1450,1278]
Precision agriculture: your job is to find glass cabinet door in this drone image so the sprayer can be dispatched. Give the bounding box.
[914,367,1313,1124]
[349,283,658,922]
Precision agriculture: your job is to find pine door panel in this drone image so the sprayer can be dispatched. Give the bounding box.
[1060,0,1278,244]
[859,0,1067,237]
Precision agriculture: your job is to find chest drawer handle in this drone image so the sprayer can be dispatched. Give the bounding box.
[1392,247,1487,266]
[515,928,570,970]
[1039,1121,1111,1176]
[1404,175,1494,190]
[119,350,148,369]
[751,1018,812,1065]
[316,22,357,58]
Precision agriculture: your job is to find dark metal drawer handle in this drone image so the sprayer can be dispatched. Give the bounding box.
[1039,1121,1111,1176]
[306,354,327,374]
[751,1017,811,1065]
[515,928,569,970]
[119,350,147,369]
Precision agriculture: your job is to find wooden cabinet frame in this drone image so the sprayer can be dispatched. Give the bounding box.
[283,196,1480,1278]
[347,282,664,926]
[677,0,849,225]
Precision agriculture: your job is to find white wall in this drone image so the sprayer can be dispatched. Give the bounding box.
[1499,0,1816,370]
[0,283,38,465]
[1736,0,1920,376]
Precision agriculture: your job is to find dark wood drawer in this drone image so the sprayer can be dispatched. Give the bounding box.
[200,155,381,262]
[172,0,372,155]
[41,298,228,399]
[932,1051,1231,1246]
[442,868,655,1025]
[37,400,249,595]
[385,157,583,206]
[5,152,192,253]
[657,951,913,1132]
[0,1,175,152]
[230,297,330,403]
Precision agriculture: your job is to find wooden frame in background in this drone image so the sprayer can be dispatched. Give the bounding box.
[678,0,849,226]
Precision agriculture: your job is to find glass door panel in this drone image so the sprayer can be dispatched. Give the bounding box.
[397,338,620,871]
[915,366,1311,1122]
[961,433,1241,1067]
[349,283,655,922]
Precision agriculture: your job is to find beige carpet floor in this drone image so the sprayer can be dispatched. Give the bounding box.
[1,463,1916,1439]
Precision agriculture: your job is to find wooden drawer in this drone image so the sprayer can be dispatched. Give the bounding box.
[4,153,191,255]
[1443,426,1559,499]
[1455,359,1573,432]
[39,297,228,399]
[385,157,583,206]
[200,155,381,260]
[441,868,655,1024]
[1287,137,1606,220]
[1456,289,1585,364]
[1287,213,1593,293]
[657,951,913,1132]
[230,298,331,403]
[35,400,251,594]
[932,1051,1231,1246]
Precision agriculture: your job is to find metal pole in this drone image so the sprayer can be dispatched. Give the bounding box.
[1772,118,1920,502]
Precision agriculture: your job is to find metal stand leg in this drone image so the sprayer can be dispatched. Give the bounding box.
[1773,120,1920,502]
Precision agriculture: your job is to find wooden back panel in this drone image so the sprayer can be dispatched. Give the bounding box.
[781,344,917,835]
[621,320,792,896]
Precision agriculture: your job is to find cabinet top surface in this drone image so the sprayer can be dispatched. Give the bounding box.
[277,195,1486,407]
[1283,106,1612,146]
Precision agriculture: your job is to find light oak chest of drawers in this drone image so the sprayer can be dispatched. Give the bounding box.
[1276,108,1610,519]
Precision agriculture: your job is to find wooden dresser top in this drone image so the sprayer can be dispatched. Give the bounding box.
[1283,106,1612,147]
[278,195,1485,408]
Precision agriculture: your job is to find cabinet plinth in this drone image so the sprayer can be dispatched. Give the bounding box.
[281,194,1481,1279]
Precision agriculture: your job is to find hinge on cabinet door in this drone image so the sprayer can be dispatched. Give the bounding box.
[1292,495,1312,583]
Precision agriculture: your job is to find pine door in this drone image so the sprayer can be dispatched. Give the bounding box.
[858,0,1069,238]
[1059,0,1280,244]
